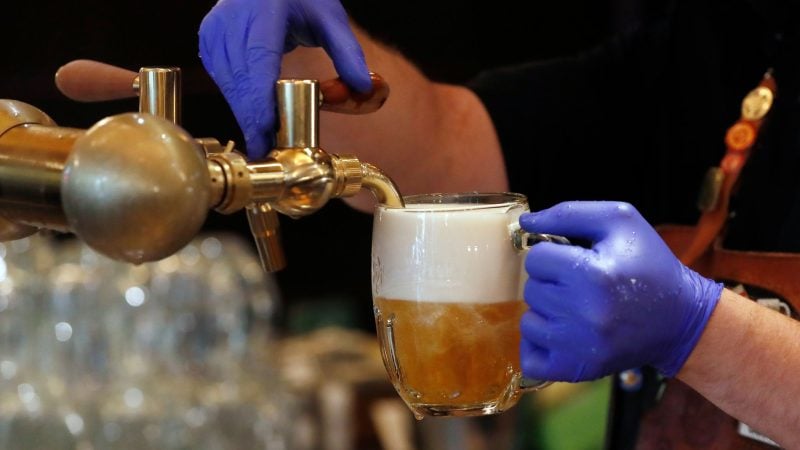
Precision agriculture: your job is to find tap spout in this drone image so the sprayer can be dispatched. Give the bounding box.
[360,162,404,208]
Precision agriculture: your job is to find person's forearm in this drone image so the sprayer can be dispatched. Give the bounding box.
[280,26,507,211]
[678,289,800,447]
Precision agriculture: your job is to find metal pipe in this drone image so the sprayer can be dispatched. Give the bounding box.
[0,124,83,230]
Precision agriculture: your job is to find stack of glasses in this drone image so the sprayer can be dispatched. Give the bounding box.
[0,233,295,450]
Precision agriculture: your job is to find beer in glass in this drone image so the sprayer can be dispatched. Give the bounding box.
[371,192,550,419]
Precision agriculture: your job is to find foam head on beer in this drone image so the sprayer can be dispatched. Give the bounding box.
[372,202,527,303]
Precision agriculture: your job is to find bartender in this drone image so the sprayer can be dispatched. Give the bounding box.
[199,0,800,447]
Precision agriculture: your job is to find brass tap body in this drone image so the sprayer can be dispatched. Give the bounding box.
[0,62,402,271]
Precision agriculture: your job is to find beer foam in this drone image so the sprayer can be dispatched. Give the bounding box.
[372,202,527,303]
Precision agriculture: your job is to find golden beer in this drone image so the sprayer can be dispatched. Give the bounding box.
[374,297,527,415]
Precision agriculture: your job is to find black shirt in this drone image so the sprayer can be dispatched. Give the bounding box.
[468,0,800,253]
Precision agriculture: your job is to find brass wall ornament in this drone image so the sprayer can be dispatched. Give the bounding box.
[0,60,403,271]
[741,86,774,122]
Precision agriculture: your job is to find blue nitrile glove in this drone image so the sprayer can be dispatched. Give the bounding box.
[199,0,372,159]
[519,201,723,382]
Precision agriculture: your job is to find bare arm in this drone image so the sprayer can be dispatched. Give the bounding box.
[280,26,508,211]
[678,289,800,448]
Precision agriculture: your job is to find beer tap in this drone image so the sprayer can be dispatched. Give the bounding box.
[0,60,403,271]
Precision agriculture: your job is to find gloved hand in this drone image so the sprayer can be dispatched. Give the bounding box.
[519,201,723,382]
[199,0,372,159]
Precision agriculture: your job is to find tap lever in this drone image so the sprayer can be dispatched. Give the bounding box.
[55,59,139,102]
[320,72,390,114]
[55,60,182,124]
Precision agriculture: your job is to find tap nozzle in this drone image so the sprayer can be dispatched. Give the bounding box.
[246,203,286,272]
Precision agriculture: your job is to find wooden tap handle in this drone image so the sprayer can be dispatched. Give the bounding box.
[55,59,139,102]
[320,72,389,114]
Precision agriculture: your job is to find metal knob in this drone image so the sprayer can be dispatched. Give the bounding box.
[62,113,211,264]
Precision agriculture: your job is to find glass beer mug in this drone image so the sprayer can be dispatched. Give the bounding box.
[371,192,556,419]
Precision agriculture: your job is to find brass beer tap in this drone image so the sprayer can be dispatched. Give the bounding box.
[0,60,403,271]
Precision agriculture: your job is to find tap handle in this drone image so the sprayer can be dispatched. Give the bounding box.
[55,59,182,124]
[246,202,287,272]
[320,72,390,114]
[55,59,139,102]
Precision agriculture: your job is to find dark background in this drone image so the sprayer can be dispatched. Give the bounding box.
[2,0,668,333]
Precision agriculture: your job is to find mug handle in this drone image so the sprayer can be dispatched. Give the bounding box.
[519,375,552,391]
[510,224,571,391]
[510,224,571,252]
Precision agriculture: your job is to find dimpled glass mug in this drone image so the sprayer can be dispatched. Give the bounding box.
[371,193,561,419]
